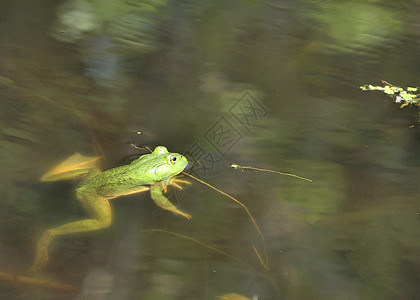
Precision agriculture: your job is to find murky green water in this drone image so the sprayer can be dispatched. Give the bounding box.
[1,0,419,299]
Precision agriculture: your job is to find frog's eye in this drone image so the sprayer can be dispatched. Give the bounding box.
[169,155,177,165]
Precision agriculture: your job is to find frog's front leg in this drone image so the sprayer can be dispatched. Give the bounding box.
[29,193,111,272]
[150,182,191,219]
[162,177,192,193]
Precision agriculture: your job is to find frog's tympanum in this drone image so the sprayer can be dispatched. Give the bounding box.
[30,146,190,271]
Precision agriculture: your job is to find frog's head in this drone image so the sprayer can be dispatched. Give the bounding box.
[144,146,188,183]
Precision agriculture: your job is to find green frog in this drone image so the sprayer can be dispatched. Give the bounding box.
[30,146,191,271]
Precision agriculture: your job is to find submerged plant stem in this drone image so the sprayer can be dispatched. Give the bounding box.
[230,164,312,182]
[142,229,250,268]
[182,172,269,270]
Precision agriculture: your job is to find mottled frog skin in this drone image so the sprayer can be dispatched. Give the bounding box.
[30,146,190,271]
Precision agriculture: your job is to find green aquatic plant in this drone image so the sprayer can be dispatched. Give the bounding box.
[360,81,419,108]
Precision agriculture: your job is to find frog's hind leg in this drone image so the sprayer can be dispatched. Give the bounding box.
[29,194,111,272]
[40,153,101,182]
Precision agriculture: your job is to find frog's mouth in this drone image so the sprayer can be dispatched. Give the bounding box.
[184,163,190,170]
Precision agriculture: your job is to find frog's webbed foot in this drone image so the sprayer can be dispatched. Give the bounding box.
[150,183,191,219]
[28,231,54,273]
[162,177,192,193]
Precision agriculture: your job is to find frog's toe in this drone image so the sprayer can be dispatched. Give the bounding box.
[179,211,192,220]
[170,182,183,190]
[174,179,192,185]
[169,178,192,190]
[165,206,191,219]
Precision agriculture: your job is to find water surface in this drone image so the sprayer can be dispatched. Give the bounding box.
[0,0,419,299]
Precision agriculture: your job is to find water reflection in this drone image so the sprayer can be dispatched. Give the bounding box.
[305,1,406,53]
[0,0,419,299]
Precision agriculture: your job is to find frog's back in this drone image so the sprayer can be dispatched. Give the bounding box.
[77,164,148,198]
